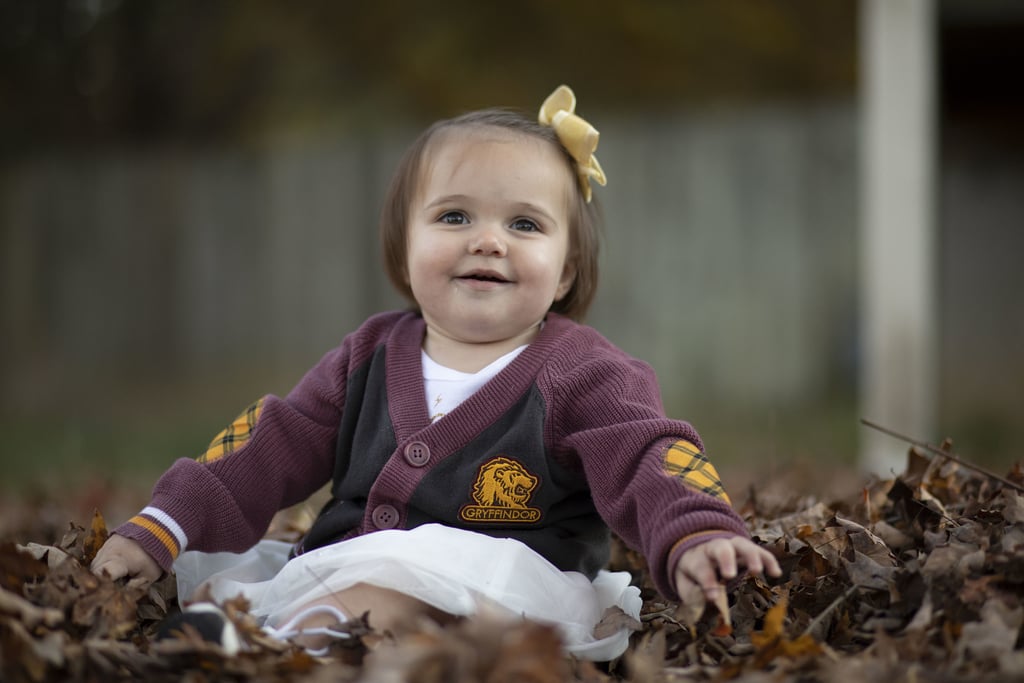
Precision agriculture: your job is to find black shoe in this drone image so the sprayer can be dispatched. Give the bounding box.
[156,602,241,655]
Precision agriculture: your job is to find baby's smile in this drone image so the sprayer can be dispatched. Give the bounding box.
[456,268,512,287]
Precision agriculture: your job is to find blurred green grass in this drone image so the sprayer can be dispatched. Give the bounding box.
[0,416,217,497]
[1,400,861,496]
[1,396,1017,504]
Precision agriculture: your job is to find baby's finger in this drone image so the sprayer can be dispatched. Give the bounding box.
[126,575,153,591]
[685,557,725,602]
[760,547,783,577]
[708,541,738,581]
[92,559,127,581]
[140,562,162,584]
[733,542,765,576]
[674,571,702,603]
[673,572,708,626]
[740,544,782,578]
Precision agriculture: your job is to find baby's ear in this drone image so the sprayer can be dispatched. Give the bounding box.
[555,262,576,302]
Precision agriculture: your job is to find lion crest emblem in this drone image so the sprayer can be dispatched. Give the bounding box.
[459,456,542,523]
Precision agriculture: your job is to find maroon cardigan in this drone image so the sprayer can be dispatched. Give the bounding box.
[114,311,748,600]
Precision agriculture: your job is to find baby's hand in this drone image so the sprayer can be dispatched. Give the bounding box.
[674,536,781,604]
[91,534,162,589]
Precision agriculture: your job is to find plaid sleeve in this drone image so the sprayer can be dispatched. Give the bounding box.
[197,398,265,464]
[662,439,730,504]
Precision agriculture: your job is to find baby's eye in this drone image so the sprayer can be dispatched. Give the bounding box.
[439,211,468,225]
[510,218,540,233]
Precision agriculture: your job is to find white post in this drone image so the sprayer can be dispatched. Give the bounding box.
[859,0,938,475]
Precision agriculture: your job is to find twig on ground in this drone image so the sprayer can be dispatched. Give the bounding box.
[860,419,1024,493]
[801,585,858,640]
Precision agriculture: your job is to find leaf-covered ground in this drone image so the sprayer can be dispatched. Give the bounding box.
[2,445,1023,682]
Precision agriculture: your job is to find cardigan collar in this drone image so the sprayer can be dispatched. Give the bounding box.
[384,312,574,450]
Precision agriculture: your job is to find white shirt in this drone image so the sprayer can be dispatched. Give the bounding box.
[422,345,527,422]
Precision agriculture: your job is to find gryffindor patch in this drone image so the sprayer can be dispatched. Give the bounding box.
[458,456,542,523]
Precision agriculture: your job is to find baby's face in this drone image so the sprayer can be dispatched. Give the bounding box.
[406,129,575,347]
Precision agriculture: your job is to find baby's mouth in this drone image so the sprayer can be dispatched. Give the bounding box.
[458,270,511,284]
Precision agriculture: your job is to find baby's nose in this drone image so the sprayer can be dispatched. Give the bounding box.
[469,225,507,256]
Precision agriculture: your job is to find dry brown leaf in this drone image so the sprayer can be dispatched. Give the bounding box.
[361,612,570,683]
[624,629,666,683]
[1000,489,1024,524]
[801,526,851,568]
[953,600,1023,666]
[749,596,822,668]
[710,587,732,637]
[5,430,1024,682]
[592,605,642,640]
[750,596,788,649]
[81,510,108,567]
[0,585,64,628]
[870,521,913,551]
[71,580,140,640]
[2,617,55,681]
[842,551,895,592]
[15,542,72,571]
[0,542,49,591]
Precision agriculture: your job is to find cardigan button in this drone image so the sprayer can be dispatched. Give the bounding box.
[371,504,400,529]
[404,441,430,467]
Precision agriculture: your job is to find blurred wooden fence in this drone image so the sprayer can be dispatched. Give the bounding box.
[0,103,862,415]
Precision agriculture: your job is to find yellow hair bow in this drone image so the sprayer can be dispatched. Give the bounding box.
[538,85,607,203]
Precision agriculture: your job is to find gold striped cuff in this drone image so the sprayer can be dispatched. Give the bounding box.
[128,514,181,560]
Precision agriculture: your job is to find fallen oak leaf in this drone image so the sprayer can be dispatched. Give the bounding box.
[624,628,667,683]
[58,521,86,558]
[272,649,322,676]
[667,575,736,638]
[487,618,574,683]
[749,501,834,546]
[81,638,168,678]
[954,573,1003,610]
[72,577,142,640]
[727,578,777,637]
[802,584,859,643]
[842,551,896,592]
[800,525,852,568]
[887,479,946,533]
[144,573,176,615]
[0,584,64,628]
[11,434,1024,682]
[21,555,95,614]
[0,541,49,591]
[592,605,642,640]
[920,541,985,580]
[1,616,67,681]
[793,544,833,586]
[710,586,732,637]
[902,590,934,634]
[1000,489,1024,524]
[834,514,898,567]
[750,595,822,669]
[953,599,1024,667]
[362,610,571,683]
[15,542,72,571]
[871,520,914,552]
[82,509,109,566]
[750,595,788,648]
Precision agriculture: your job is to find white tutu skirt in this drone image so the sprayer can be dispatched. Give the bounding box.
[173,524,642,661]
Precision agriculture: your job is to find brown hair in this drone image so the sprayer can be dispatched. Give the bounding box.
[380,108,602,321]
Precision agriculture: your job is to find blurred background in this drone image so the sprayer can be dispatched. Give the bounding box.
[1,0,1021,502]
